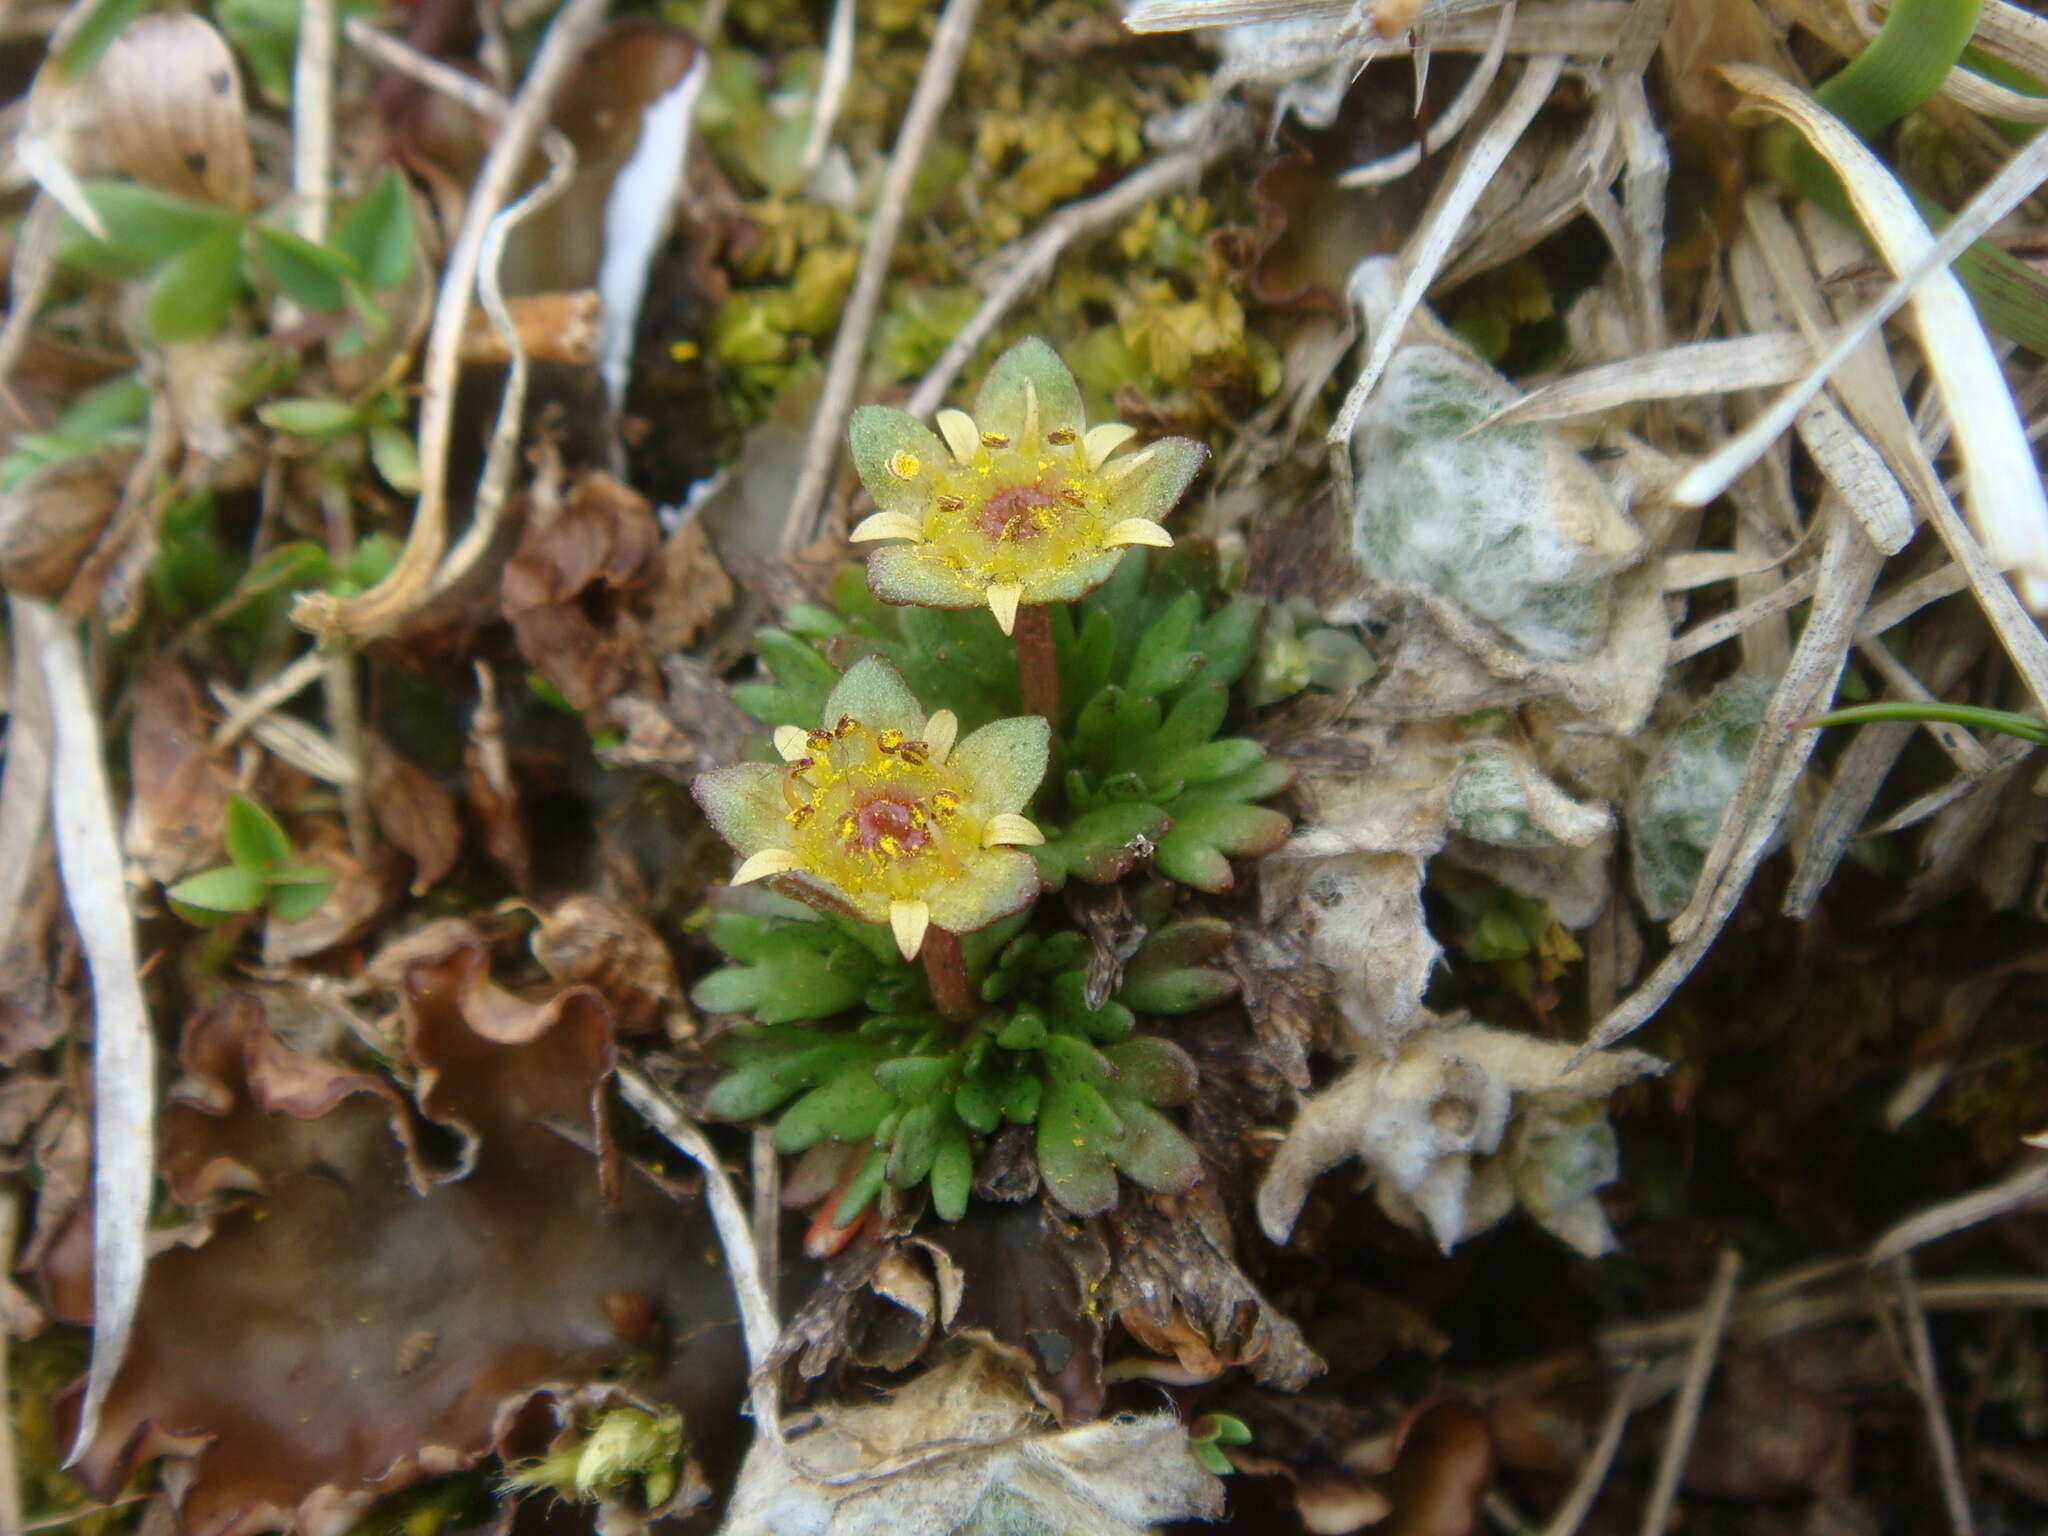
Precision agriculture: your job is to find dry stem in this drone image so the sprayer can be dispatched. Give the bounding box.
[1891,1256,1976,1536]
[1636,1247,1740,1536]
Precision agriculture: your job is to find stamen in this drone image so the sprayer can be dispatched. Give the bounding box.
[936,493,967,512]
[980,430,1010,450]
[1046,427,1077,446]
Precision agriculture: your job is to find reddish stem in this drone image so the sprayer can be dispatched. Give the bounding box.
[1014,603,1060,728]
[921,926,975,1021]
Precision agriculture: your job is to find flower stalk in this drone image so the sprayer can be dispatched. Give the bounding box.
[920,926,974,1021]
[1013,603,1060,729]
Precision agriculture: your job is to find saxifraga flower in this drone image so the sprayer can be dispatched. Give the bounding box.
[847,337,1207,635]
[692,658,1049,960]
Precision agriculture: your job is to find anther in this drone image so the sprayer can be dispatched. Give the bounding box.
[936,493,967,512]
[1046,427,1077,445]
[887,450,921,479]
[980,431,1010,449]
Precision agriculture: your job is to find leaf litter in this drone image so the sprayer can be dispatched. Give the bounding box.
[12,0,2048,1534]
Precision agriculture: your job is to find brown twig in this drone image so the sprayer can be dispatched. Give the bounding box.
[778,0,984,555]
[1891,1255,1977,1536]
[1637,1247,1741,1536]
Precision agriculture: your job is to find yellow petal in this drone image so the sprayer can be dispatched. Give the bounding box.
[985,581,1023,636]
[1102,517,1174,549]
[1102,443,1159,483]
[850,510,925,544]
[889,898,931,960]
[936,409,980,465]
[922,708,958,766]
[773,725,810,761]
[732,848,800,885]
[1022,378,1039,445]
[1083,422,1136,469]
[982,812,1045,847]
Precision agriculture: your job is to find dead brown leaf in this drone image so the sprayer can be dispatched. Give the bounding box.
[122,659,232,887]
[365,734,462,895]
[65,948,749,1536]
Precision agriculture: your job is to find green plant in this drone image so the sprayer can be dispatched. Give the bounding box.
[689,337,1289,1236]
[60,166,414,344]
[1187,1413,1252,1475]
[166,793,334,925]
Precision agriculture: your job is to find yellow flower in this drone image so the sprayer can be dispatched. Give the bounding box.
[847,337,1207,635]
[692,659,1049,959]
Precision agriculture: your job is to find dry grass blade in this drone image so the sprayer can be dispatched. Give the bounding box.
[614,1065,784,1448]
[1888,1256,1975,1536]
[1680,65,2048,610]
[779,0,983,555]
[1636,1248,1741,1536]
[0,1189,21,1536]
[1337,0,1516,188]
[20,600,158,1465]
[1327,52,1566,466]
[1480,333,1814,430]
[0,595,53,943]
[1580,506,1883,1057]
[1868,1156,2048,1264]
[292,0,608,644]
[1542,1363,1645,1536]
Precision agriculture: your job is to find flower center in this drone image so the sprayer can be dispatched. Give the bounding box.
[846,794,932,855]
[975,482,1060,544]
[784,719,971,892]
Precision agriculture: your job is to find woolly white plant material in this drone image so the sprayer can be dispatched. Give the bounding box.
[1260,849,1439,1052]
[1349,343,1645,662]
[718,1348,1222,1536]
[1256,1016,1660,1256]
[1628,674,1777,922]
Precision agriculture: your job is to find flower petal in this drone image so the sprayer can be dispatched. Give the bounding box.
[986,581,1023,635]
[848,406,947,518]
[935,408,980,465]
[822,656,925,737]
[1103,517,1173,549]
[691,764,789,855]
[867,544,984,609]
[926,846,1040,935]
[952,715,1051,815]
[922,708,958,766]
[1083,421,1136,469]
[733,847,801,884]
[773,725,809,761]
[1102,436,1208,523]
[982,812,1044,847]
[889,898,931,960]
[975,337,1085,444]
[850,510,925,544]
[1025,548,1125,604]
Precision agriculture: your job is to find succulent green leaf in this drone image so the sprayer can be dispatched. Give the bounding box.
[147,227,245,341]
[1035,802,1172,888]
[166,864,266,918]
[1040,1032,1114,1085]
[1102,1096,1202,1194]
[875,1055,952,1100]
[266,875,334,923]
[999,1072,1041,1125]
[1100,1038,1198,1106]
[886,1097,949,1188]
[332,167,415,292]
[1037,1080,1119,1216]
[247,224,358,312]
[256,398,362,437]
[774,1064,894,1150]
[954,1076,1002,1134]
[831,1146,889,1228]
[930,1127,973,1220]
[223,793,293,872]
